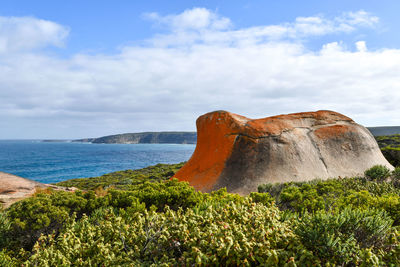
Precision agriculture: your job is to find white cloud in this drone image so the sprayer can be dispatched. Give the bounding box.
[0,16,69,53]
[343,10,379,27]
[144,7,232,31]
[145,9,379,47]
[0,9,398,139]
[355,41,367,52]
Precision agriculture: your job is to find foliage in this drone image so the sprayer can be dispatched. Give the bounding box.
[56,162,185,190]
[382,147,400,167]
[4,190,97,251]
[364,165,391,181]
[258,175,400,214]
[2,162,400,265]
[376,134,400,166]
[0,249,17,267]
[27,200,301,266]
[0,210,11,250]
[279,184,325,213]
[248,192,275,207]
[392,167,400,180]
[117,178,203,211]
[376,134,400,149]
[295,207,397,265]
[337,190,400,226]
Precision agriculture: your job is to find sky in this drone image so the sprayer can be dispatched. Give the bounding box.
[1,0,400,139]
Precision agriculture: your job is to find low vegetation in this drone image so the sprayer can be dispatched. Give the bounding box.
[376,134,400,167]
[56,162,185,190]
[0,162,400,266]
[0,139,399,265]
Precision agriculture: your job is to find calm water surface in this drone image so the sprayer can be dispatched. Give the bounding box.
[0,140,195,184]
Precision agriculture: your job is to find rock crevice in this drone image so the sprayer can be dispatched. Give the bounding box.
[306,129,329,172]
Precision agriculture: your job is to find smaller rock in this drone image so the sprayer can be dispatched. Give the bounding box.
[0,172,77,209]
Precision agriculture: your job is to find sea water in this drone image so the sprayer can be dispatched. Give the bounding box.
[0,140,195,184]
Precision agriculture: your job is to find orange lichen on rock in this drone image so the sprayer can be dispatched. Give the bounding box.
[314,125,353,140]
[238,110,354,138]
[174,111,247,191]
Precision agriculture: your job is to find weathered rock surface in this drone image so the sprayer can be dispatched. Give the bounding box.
[0,172,76,208]
[174,110,393,194]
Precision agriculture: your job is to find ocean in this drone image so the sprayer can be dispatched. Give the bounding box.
[0,140,195,184]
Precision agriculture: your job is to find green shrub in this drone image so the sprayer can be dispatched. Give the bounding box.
[57,163,185,190]
[0,249,17,267]
[1,179,203,252]
[27,210,139,266]
[382,147,400,167]
[3,162,400,265]
[105,190,146,212]
[6,195,70,250]
[248,192,274,207]
[120,178,204,211]
[3,190,110,251]
[26,200,302,266]
[392,167,400,183]
[257,182,286,198]
[295,207,395,265]
[258,176,400,214]
[364,165,391,181]
[0,211,11,250]
[279,184,325,213]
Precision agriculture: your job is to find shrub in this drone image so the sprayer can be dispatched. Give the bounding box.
[279,184,325,213]
[258,177,400,213]
[257,182,286,198]
[0,211,11,250]
[121,178,204,211]
[248,192,274,207]
[0,249,17,267]
[6,195,70,250]
[392,167,400,184]
[295,207,395,265]
[364,165,391,181]
[3,190,108,251]
[57,163,185,190]
[26,200,302,266]
[381,147,400,167]
[1,179,204,252]
[3,162,400,265]
[373,194,400,226]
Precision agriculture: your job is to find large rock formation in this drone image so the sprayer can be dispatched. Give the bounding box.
[174,110,393,194]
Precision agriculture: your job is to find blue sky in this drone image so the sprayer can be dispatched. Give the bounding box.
[3,0,400,54]
[0,1,400,138]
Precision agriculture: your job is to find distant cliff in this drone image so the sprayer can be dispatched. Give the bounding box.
[73,132,197,144]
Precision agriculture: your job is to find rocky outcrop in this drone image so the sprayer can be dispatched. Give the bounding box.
[0,172,76,208]
[174,110,393,194]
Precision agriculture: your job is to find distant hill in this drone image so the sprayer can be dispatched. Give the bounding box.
[367,127,400,136]
[51,127,400,145]
[73,132,197,144]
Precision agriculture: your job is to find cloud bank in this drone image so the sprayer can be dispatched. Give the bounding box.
[0,9,398,139]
